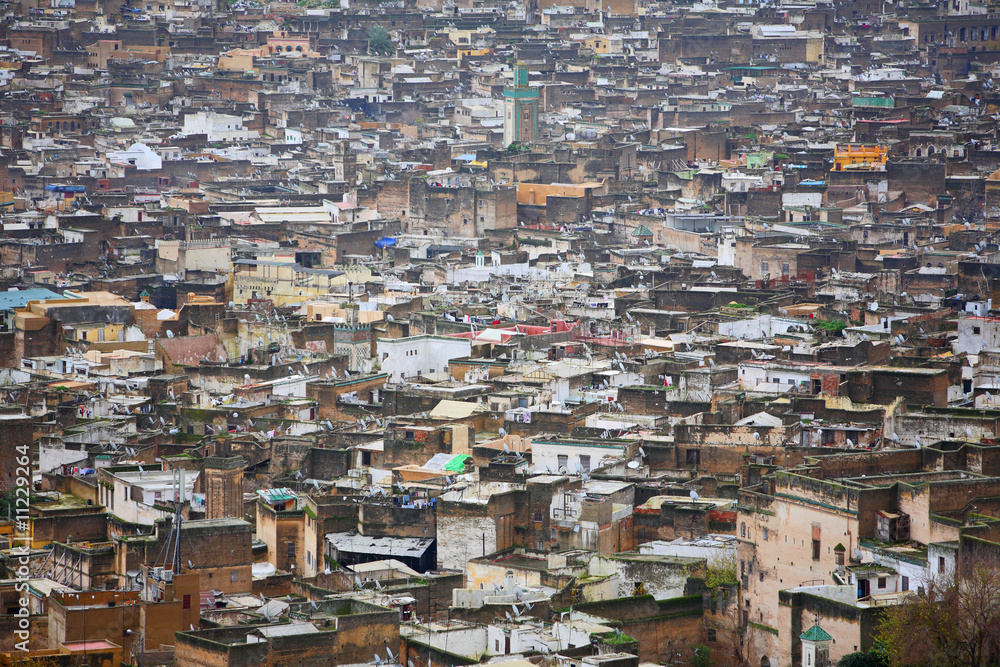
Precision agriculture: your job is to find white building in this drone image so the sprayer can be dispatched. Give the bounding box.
[530,440,630,474]
[376,335,472,382]
[181,111,259,143]
[954,315,1000,355]
[106,143,162,171]
[99,469,199,525]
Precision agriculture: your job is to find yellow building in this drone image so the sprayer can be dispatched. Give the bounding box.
[302,301,384,324]
[585,35,611,55]
[832,144,887,171]
[231,259,381,306]
[457,47,490,62]
[233,259,342,306]
[442,26,495,46]
[217,48,258,73]
[515,181,606,206]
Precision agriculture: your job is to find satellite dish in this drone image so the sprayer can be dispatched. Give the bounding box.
[689,490,699,501]
[498,427,507,437]
[627,461,640,469]
[166,330,174,338]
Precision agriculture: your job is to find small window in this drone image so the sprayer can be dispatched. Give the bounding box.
[231,570,239,582]
[877,577,886,589]
[812,539,821,560]
[706,628,716,642]
[182,594,191,609]
[557,454,568,470]
[974,326,982,335]
[901,575,909,591]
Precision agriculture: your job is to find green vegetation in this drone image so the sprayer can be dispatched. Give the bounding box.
[838,650,888,667]
[876,548,1000,666]
[817,320,848,334]
[690,645,713,667]
[367,25,395,56]
[506,142,530,154]
[602,631,637,646]
[0,490,16,519]
[704,552,739,589]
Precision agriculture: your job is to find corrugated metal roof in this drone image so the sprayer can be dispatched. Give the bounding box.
[256,488,297,504]
[0,288,68,311]
[326,533,434,557]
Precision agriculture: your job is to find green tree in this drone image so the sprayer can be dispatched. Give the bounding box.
[690,645,713,667]
[837,650,888,667]
[366,24,394,56]
[876,548,1000,666]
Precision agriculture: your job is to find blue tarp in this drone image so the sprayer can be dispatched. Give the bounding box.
[375,237,397,248]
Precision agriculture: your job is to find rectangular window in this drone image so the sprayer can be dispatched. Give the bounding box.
[580,455,591,472]
[231,570,239,582]
[812,539,821,560]
[686,449,701,465]
[182,594,191,609]
[877,577,886,589]
[901,576,909,591]
[557,454,568,470]
[287,542,296,560]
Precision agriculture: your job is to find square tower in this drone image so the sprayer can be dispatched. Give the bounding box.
[503,63,539,147]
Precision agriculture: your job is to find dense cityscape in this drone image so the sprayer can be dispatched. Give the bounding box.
[0,0,999,664]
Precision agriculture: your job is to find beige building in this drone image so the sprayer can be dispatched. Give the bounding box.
[738,445,1000,666]
[231,259,346,306]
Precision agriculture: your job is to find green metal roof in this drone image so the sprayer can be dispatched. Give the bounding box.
[800,624,832,642]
